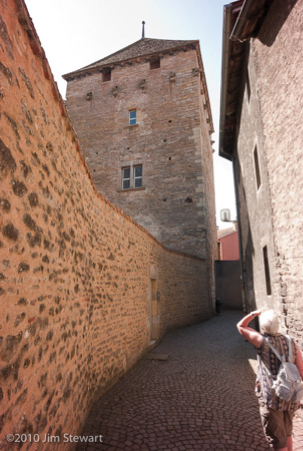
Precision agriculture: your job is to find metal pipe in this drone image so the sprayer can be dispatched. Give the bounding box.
[219,4,232,159]
[230,0,254,42]
[141,21,145,39]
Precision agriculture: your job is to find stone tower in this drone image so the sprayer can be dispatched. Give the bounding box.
[63,37,216,261]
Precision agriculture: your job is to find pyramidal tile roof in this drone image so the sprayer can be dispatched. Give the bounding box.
[62,37,214,134]
[66,38,198,75]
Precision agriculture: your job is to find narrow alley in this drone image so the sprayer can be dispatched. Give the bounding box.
[76,312,303,451]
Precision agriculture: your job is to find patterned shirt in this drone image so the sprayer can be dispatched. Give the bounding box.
[256,333,300,412]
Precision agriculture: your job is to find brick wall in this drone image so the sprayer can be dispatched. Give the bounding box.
[0,1,211,449]
[198,85,218,308]
[233,42,276,314]
[252,0,303,343]
[64,42,215,262]
[232,0,303,347]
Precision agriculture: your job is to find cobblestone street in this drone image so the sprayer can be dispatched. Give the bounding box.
[77,311,303,451]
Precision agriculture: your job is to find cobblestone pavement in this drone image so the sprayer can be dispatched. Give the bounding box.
[77,311,303,451]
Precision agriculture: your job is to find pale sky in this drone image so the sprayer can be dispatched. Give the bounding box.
[25,0,237,229]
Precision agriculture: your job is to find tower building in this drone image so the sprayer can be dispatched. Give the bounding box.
[63,36,216,262]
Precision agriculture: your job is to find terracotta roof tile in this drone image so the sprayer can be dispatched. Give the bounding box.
[62,37,214,134]
[217,227,236,239]
[69,38,198,74]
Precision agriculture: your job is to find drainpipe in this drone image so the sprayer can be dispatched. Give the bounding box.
[230,0,253,42]
[219,4,233,159]
[219,2,247,312]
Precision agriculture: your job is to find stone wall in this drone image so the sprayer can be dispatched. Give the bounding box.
[253,0,303,343]
[233,0,303,346]
[0,1,211,449]
[233,42,276,314]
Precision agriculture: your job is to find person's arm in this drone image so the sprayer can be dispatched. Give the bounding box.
[294,343,303,379]
[236,309,266,348]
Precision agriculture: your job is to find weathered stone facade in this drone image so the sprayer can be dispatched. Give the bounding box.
[220,0,303,348]
[0,1,212,449]
[63,37,217,265]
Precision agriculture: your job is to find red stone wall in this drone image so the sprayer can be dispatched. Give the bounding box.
[0,1,211,449]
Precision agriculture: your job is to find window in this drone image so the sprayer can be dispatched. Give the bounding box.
[129,110,136,125]
[121,165,143,190]
[122,167,130,189]
[263,246,272,296]
[246,67,251,102]
[103,68,111,82]
[150,57,160,70]
[254,145,261,190]
[134,165,143,188]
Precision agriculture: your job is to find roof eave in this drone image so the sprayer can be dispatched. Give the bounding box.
[218,230,237,240]
[62,40,199,80]
[62,39,214,135]
[219,3,239,160]
[219,0,271,160]
[196,41,214,134]
[230,0,272,42]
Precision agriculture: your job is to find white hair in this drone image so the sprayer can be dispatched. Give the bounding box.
[259,310,280,335]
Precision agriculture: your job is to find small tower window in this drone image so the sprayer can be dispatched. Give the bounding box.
[134,165,143,188]
[150,57,160,70]
[263,246,272,296]
[103,68,111,82]
[254,145,261,190]
[122,167,131,189]
[246,67,251,102]
[129,110,137,125]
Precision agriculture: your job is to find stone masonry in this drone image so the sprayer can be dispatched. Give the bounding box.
[0,1,212,449]
[250,0,303,344]
[220,0,303,350]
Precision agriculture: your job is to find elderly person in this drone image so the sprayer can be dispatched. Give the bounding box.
[237,309,303,451]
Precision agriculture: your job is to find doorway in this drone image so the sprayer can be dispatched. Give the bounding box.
[149,278,158,341]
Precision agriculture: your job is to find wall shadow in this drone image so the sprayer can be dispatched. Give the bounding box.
[258,0,298,47]
[215,260,242,310]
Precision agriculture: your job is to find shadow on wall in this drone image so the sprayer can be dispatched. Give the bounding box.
[258,0,298,47]
[215,260,242,310]
[233,150,257,315]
